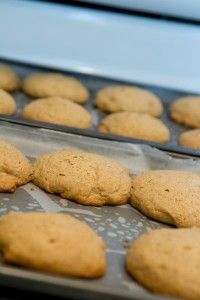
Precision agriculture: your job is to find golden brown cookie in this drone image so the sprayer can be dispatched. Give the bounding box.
[95,86,163,117]
[0,64,19,92]
[0,212,106,278]
[0,89,16,115]
[126,228,200,300]
[131,170,200,227]
[170,96,200,128]
[98,112,170,144]
[33,149,131,206]
[0,140,32,192]
[21,97,92,129]
[22,73,89,104]
[179,129,200,149]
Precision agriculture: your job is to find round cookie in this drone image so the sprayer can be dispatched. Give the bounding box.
[0,140,32,192]
[21,97,92,129]
[170,96,200,128]
[94,86,163,117]
[0,89,16,115]
[97,112,170,144]
[179,129,200,149]
[0,64,19,92]
[131,170,200,227]
[22,73,89,104]
[33,149,131,206]
[126,228,200,300]
[0,212,106,278]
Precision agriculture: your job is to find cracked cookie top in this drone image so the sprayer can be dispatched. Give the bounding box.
[0,64,20,92]
[131,170,200,227]
[95,86,163,117]
[0,89,16,115]
[98,112,170,144]
[126,227,200,299]
[0,140,32,192]
[21,97,92,129]
[33,149,131,206]
[0,212,106,278]
[22,73,89,104]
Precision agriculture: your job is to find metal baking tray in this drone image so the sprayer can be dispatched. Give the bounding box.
[0,58,200,158]
[0,121,199,300]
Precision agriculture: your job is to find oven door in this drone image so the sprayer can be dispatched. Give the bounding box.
[73,0,200,21]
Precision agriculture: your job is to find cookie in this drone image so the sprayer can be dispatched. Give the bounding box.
[33,149,131,206]
[98,112,170,144]
[95,86,163,117]
[131,170,200,227]
[170,96,200,128]
[0,63,19,92]
[126,228,200,300]
[0,212,106,278]
[21,97,92,129]
[0,89,16,115]
[179,129,200,149]
[0,140,32,192]
[22,73,89,104]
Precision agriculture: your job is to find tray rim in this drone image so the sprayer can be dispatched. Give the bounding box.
[0,115,200,159]
[0,264,171,300]
[3,55,197,94]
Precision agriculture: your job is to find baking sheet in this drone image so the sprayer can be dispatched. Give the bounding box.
[0,58,199,157]
[0,121,199,299]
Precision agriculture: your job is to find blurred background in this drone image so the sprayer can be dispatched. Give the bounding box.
[0,0,200,93]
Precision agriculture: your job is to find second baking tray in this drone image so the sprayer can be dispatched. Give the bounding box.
[0,120,200,300]
[0,58,200,157]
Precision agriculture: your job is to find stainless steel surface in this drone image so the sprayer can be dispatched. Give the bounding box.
[0,121,199,299]
[2,59,199,157]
